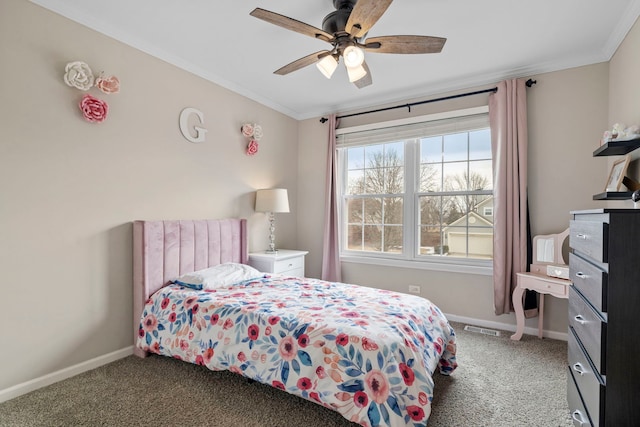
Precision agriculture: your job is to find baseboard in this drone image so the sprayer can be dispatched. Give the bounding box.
[445,313,568,341]
[0,346,133,404]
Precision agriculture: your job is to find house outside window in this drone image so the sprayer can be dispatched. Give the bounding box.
[336,107,493,272]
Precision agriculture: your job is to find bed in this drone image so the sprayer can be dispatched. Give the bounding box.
[133,219,457,427]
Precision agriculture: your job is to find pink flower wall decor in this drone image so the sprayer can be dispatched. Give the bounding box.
[246,139,259,156]
[79,94,109,123]
[241,122,263,155]
[95,75,120,94]
[241,123,255,138]
[63,60,120,123]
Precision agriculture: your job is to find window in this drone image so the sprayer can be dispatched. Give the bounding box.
[336,107,493,270]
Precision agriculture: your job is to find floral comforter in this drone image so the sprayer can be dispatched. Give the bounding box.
[137,275,457,427]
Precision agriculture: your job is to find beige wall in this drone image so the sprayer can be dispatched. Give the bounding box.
[0,2,298,391]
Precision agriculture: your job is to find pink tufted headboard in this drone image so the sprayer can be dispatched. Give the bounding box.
[132,219,248,357]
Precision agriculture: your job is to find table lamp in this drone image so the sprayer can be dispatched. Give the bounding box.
[255,188,290,253]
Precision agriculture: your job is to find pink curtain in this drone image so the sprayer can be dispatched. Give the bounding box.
[322,114,342,282]
[489,79,528,315]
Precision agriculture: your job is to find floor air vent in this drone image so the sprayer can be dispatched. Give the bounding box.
[464,325,501,337]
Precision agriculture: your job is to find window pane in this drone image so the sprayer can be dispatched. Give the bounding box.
[384,142,404,166]
[468,226,493,259]
[347,198,363,223]
[469,129,491,160]
[383,226,403,253]
[469,160,493,190]
[347,225,363,250]
[347,146,365,169]
[443,162,467,191]
[383,197,403,225]
[384,166,404,194]
[364,198,382,224]
[363,225,382,252]
[421,136,442,163]
[443,195,467,224]
[420,163,441,192]
[443,133,468,162]
[419,195,442,226]
[419,227,445,255]
[347,169,364,194]
[365,144,384,167]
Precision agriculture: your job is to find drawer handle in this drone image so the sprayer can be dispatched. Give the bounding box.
[573,315,587,325]
[288,263,293,267]
[575,233,588,240]
[574,272,587,279]
[572,363,586,376]
[571,410,588,426]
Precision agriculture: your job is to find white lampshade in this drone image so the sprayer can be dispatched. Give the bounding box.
[255,188,290,213]
[346,64,367,82]
[316,55,338,79]
[343,46,364,68]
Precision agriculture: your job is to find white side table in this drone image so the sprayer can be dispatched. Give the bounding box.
[510,272,571,340]
[248,250,308,277]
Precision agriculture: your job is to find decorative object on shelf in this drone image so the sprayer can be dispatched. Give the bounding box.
[241,123,263,155]
[605,154,631,191]
[63,60,120,123]
[601,123,640,145]
[79,94,108,123]
[632,190,640,208]
[179,107,207,143]
[255,188,290,253]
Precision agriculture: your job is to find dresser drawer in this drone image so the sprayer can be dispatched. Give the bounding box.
[568,329,604,426]
[273,256,304,275]
[569,253,608,313]
[568,366,594,427]
[569,286,606,375]
[569,220,608,264]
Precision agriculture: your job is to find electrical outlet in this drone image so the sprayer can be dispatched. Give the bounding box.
[408,285,421,294]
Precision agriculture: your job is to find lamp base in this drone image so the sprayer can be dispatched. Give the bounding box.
[265,249,278,254]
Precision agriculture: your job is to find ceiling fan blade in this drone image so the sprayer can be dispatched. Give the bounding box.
[274,50,332,75]
[250,8,334,43]
[363,35,446,54]
[345,0,393,38]
[353,61,372,89]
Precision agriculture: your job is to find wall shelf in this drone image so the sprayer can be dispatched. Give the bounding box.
[593,191,633,200]
[592,136,640,200]
[593,136,640,156]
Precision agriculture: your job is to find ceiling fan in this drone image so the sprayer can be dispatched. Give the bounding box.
[250,0,446,89]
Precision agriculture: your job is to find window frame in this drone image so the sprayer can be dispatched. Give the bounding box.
[336,106,493,276]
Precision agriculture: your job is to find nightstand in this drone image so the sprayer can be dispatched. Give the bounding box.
[248,250,308,277]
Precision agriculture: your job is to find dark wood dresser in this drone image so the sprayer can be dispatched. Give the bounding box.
[567,209,640,426]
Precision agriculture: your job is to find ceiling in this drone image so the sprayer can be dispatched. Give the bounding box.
[32,0,640,120]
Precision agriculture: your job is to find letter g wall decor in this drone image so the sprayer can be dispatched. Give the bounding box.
[179,107,208,143]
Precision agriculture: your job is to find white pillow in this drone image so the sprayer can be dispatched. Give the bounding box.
[173,263,262,290]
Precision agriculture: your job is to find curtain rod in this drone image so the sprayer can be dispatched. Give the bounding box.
[320,78,537,123]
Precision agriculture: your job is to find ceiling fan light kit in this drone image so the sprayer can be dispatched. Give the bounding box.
[250,0,446,88]
[343,45,365,68]
[316,55,339,78]
[347,63,367,82]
